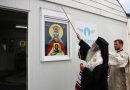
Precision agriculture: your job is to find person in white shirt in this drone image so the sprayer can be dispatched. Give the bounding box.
[109,39,130,90]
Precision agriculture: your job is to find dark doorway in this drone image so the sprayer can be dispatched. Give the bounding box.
[0,9,27,90]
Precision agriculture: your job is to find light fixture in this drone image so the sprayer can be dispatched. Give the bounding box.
[16,25,27,29]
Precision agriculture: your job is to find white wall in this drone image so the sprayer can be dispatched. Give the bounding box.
[0,0,128,90]
[46,0,127,22]
[28,1,128,90]
[127,18,130,54]
[0,0,30,11]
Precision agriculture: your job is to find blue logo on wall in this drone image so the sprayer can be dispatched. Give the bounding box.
[83,27,96,45]
[84,27,91,37]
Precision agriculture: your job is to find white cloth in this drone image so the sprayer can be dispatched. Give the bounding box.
[108,50,129,90]
[86,50,103,71]
[85,49,96,63]
[109,51,128,67]
[76,51,103,90]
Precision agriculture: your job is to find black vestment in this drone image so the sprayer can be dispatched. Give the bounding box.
[79,37,109,90]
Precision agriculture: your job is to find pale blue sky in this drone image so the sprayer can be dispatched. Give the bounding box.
[118,0,130,13]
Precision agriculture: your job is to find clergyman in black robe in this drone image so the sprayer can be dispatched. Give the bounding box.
[77,34,109,90]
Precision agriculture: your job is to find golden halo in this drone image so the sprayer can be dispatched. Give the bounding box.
[49,24,63,38]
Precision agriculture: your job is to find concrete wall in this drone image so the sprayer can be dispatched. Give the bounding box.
[0,0,129,90]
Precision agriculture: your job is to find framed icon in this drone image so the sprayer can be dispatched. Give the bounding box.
[40,8,70,61]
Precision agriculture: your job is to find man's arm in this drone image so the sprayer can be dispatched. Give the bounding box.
[77,33,90,60]
[77,33,90,49]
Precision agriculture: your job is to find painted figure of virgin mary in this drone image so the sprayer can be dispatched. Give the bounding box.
[47,24,65,56]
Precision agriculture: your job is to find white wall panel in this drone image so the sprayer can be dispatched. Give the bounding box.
[46,0,127,22]
[74,0,123,12]
[127,19,130,54]
[104,0,120,6]
[0,0,128,90]
[73,0,125,17]
[0,0,30,11]
[27,0,128,90]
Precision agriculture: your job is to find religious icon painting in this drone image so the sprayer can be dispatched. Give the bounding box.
[45,21,68,56]
[40,8,71,61]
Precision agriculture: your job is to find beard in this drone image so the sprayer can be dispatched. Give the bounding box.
[85,48,96,63]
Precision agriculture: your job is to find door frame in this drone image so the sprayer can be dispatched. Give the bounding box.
[0,6,29,90]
